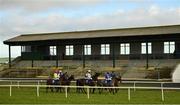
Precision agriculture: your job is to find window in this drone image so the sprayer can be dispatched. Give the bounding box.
[101,44,110,55]
[22,46,31,52]
[84,45,91,55]
[164,41,175,54]
[49,46,57,56]
[120,43,130,55]
[66,45,74,56]
[22,46,25,52]
[141,42,152,54]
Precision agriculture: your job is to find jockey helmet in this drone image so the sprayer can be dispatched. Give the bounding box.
[87,70,91,73]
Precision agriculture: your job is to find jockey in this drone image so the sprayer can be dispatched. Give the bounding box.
[53,70,60,85]
[85,70,92,84]
[58,70,63,78]
[105,72,112,86]
[111,71,116,79]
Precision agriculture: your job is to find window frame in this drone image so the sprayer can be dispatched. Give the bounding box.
[49,46,57,56]
[164,41,175,54]
[84,45,91,55]
[141,42,152,54]
[65,45,74,56]
[22,46,31,52]
[101,44,110,55]
[120,43,130,55]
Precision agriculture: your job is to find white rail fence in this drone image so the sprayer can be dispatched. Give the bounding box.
[0,84,180,101]
[1,80,179,89]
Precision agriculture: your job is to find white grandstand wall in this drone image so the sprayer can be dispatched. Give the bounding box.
[172,64,180,83]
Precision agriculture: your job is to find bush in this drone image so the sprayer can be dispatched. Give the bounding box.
[146,66,174,79]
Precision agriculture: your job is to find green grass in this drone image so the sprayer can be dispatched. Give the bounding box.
[0,87,180,104]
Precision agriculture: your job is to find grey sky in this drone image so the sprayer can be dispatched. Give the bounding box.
[0,0,180,57]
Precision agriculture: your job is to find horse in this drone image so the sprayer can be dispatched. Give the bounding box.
[46,73,74,93]
[76,72,100,93]
[97,75,122,94]
[46,77,60,93]
[59,74,75,92]
[46,77,54,92]
[111,75,122,93]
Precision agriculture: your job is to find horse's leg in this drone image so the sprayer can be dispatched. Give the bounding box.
[51,86,54,92]
[80,88,83,93]
[112,88,115,94]
[115,88,118,93]
[115,85,118,93]
[98,88,102,94]
[76,81,79,93]
[82,88,86,94]
[67,87,70,93]
[92,88,95,94]
[89,88,92,93]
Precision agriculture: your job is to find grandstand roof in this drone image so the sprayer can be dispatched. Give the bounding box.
[4,24,180,44]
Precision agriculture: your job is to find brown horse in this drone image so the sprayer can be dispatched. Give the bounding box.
[46,77,60,92]
[97,75,121,94]
[46,77,54,92]
[76,72,100,93]
[111,75,122,93]
[46,73,75,93]
[59,74,75,92]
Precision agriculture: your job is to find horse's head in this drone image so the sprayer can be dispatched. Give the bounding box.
[92,72,101,81]
[115,75,122,83]
[68,75,75,81]
[60,73,69,81]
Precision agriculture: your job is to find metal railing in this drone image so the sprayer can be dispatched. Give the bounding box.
[0,84,180,101]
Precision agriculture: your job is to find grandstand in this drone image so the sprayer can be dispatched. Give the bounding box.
[2,24,180,79]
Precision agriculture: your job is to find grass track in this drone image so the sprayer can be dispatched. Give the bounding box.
[0,87,180,104]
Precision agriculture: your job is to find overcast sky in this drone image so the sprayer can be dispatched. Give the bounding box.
[0,0,180,58]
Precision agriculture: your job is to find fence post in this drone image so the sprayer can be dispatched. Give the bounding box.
[128,88,130,101]
[37,85,39,97]
[87,87,90,99]
[65,86,68,98]
[161,83,164,101]
[10,85,12,96]
[38,81,40,85]
[134,82,136,91]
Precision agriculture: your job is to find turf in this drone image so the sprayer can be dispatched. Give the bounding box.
[0,87,180,104]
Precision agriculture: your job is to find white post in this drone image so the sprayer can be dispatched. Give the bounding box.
[134,81,136,91]
[161,83,164,101]
[87,87,90,99]
[38,81,40,85]
[128,88,130,101]
[10,85,12,96]
[65,86,68,98]
[37,85,39,97]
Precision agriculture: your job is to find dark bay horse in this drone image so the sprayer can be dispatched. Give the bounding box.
[111,75,122,93]
[46,73,75,93]
[76,72,100,93]
[97,75,121,94]
[46,77,60,92]
[59,74,75,92]
[46,77,54,92]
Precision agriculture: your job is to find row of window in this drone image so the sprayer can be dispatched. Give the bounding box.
[49,41,175,56]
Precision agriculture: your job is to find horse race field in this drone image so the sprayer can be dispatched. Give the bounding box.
[0,86,180,104]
